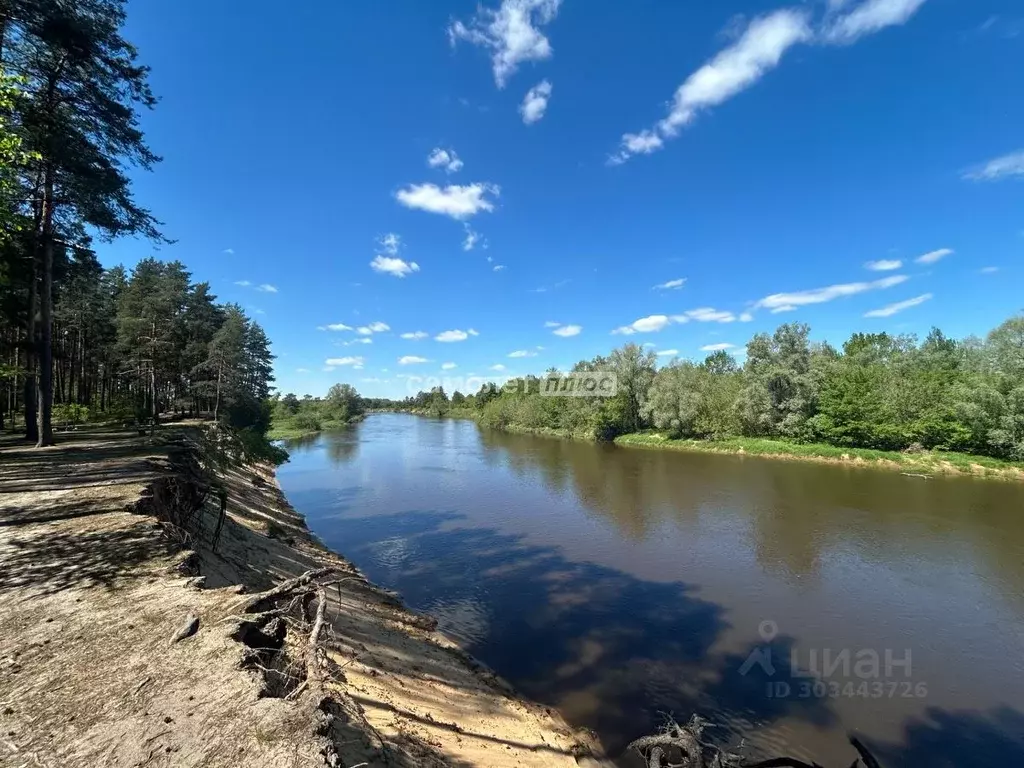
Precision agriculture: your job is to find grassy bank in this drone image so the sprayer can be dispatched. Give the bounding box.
[266,412,365,440]
[614,432,1024,479]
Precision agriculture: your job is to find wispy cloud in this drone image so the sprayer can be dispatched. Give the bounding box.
[653,278,687,290]
[427,148,464,173]
[223,248,235,255]
[441,362,458,370]
[701,343,737,351]
[371,255,420,278]
[296,367,310,373]
[448,0,563,88]
[980,266,1000,274]
[962,149,1024,181]
[611,1,929,163]
[257,284,278,293]
[656,349,679,356]
[463,223,481,251]
[400,331,428,340]
[322,323,353,332]
[435,329,478,342]
[914,248,953,265]
[324,356,365,368]
[399,356,431,365]
[340,338,372,346]
[823,0,929,44]
[490,364,507,372]
[234,280,252,287]
[508,350,537,358]
[396,183,499,219]
[493,264,506,271]
[683,308,738,323]
[520,79,552,124]
[754,275,907,310]
[864,293,933,317]
[865,259,902,271]
[544,321,562,328]
[610,10,811,164]
[552,324,581,337]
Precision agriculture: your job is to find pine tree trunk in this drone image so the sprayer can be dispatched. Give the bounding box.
[213,363,222,422]
[24,251,38,442]
[36,171,55,447]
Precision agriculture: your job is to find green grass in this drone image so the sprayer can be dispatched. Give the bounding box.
[266,412,366,441]
[614,432,1023,479]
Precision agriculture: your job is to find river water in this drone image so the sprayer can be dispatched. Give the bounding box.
[276,414,1024,766]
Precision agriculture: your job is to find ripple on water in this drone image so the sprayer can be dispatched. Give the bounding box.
[425,595,491,646]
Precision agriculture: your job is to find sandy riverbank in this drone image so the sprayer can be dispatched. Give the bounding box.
[0,426,608,767]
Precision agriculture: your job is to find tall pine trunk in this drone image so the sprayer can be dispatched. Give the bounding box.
[24,252,38,442]
[36,170,55,447]
[213,363,222,422]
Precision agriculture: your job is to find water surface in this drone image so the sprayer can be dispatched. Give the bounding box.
[277,414,1024,766]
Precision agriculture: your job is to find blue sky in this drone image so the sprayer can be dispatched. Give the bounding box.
[97,0,1024,399]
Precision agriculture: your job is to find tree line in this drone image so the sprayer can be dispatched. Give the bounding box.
[1,1,274,442]
[396,316,1024,461]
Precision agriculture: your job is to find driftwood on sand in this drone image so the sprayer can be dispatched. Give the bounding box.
[628,715,885,768]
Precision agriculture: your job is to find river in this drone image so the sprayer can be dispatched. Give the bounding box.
[276,414,1024,766]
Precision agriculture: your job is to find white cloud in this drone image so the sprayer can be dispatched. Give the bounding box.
[435,329,475,342]
[963,149,1024,182]
[296,367,310,373]
[980,266,1000,274]
[544,321,562,328]
[653,278,687,290]
[701,343,737,351]
[399,356,430,365]
[448,0,563,88]
[683,307,738,323]
[864,293,933,318]
[611,10,811,163]
[914,248,953,265]
[463,223,481,251]
[395,183,499,219]
[469,328,480,336]
[371,255,420,278]
[324,323,353,331]
[493,264,506,271]
[379,233,402,255]
[508,350,537,358]
[755,275,907,310]
[552,324,581,337]
[739,312,754,322]
[400,331,428,340]
[656,349,680,357]
[824,0,929,44]
[864,259,902,271]
[223,248,235,255]
[341,337,373,346]
[520,79,552,124]
[427,148,464,173]
[770,305,798,314]
[356,322,390,335]
[613,314,673,335]
[324,356,365,367]
[322,366,336,373]
[490,364,507,372]
[257,284,277,293]
[234,280,252,287]
[441,362,458,370]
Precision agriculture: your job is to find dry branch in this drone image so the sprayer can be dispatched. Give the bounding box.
[628,715,883,768]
